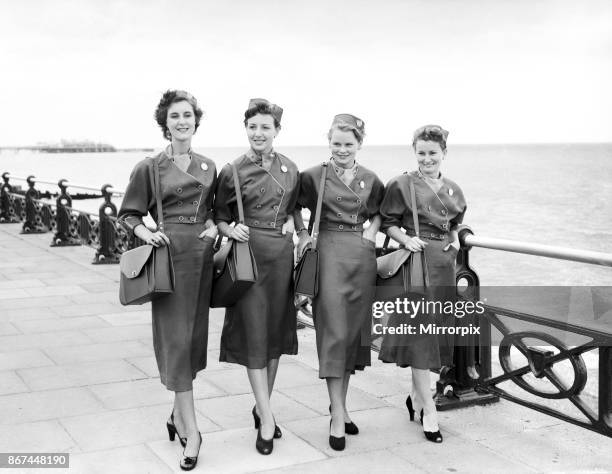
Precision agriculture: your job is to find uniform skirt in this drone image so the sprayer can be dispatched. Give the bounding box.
[378,237,458,369]
[219,228,298,368]
[152,223,214,391]
[313,230,377,378]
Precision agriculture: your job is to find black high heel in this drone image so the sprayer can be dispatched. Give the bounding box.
[167,411,187,448]
[180,432,202,471]
[328,419,345,451]
[256,426,273,455]
[406,396,443,443]
[328,404,359,435]
[252,406,282,439]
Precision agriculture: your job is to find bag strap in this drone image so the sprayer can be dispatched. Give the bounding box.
[409,176,419,237]
[311,163,328,250]
[148,157,164,232]
[231,164,245,224]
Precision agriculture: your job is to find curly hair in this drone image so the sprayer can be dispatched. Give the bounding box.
[327,122,365,145]
[243,102,282,129]
[412,125,448,151]
[154,90,204,140]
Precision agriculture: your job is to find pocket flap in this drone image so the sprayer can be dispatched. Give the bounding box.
[120,245,154,279]
[376,248,412,279]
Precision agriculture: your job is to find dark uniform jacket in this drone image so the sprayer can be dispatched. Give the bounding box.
[298,161,385,231]
[118,150,217,233]
[380,170,466,239]
[214,151,299,228]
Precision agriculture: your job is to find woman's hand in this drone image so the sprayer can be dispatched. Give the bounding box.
[403,235,428,252]
[444,240,460,252]
[282,216,295,235]
[229,223,250,242]
[145,230,170,247]
[198,225,218,240]
[296,232,313,258]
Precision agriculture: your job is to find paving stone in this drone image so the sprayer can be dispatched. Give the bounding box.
[0,370,29,395]
[61,405,220,452]
[52,302,119,317]
[279,383,387,416]
[0,349,55,370]
[0,321,20,336]
[282,407,422,457]
[273,361,319,389]
[0,306,60,322]
[260,449,427,474]
[13,315,109,334]
[44,340,151,364]
[0,278,46,289]
[24,285,87,297]
[0,420,79,453]
[202,368,251,395]
[82,324,152,343]
[192,374,229,400]
[148,426,327,474]
[0,387,105,424]
[195,391,319,430]
[69,445,171,474]
[40,275,113,286]
[126,356,159,377]
[5,271,62,281]
[0,331,96,353]
[0,295,73,308]
[98,310,150,326]
[70,291,119,304]
[0,288,29,299]
[204,349,235,372]
[18,359,148,391]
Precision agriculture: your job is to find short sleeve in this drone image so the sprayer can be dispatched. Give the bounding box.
[366,174,385,218]
[450,205,466,231]
[379,176,408,232]
[214,164,237,223]
[118,159,154,235]
[296,168,317,212]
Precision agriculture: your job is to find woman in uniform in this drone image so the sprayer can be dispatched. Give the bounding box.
[214,98,299,455]
[378,124,466,443]
[295,114,384,451]
[119,90,217,470]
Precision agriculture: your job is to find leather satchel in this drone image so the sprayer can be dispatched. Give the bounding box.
[210,164,258,308]
[375,177,428,301]
[119,157,175,305]
[294,163,328,298]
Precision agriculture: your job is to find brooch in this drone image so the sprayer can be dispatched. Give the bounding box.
[201,163,208,171]
[280,165,288,173]
[359,180,365,189]
[448,188,453,196]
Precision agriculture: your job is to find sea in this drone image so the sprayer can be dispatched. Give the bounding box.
[1,143,611,289]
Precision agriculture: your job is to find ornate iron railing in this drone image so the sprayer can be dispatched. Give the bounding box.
[2,170,611,437]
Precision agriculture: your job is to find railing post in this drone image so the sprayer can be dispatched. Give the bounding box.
[93,184,121,264]
[21,175,46,234]
[435,225,499,410]
[0,172,15,223]
[51,179,80,246]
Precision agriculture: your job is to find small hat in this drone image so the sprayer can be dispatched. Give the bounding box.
[413,124,449,141]
[331,113,365,136]
[248,98,283,123]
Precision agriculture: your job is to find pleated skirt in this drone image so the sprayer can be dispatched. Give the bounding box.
[151,223,214,391]
[378,238,458,369]
[313,230,377,378]
[219,228,298,368]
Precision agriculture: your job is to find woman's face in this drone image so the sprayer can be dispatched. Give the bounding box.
[414,139,445,177]
[166,100,196,142]
[246,113,278,153]
[329,128,361,168]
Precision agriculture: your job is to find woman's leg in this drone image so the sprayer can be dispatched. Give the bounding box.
[327,377,345,436]
[248,367,275,439]
[341,370,353,423]
[411,368,439,431]
[267,358,280,396]
[173,390,201,456]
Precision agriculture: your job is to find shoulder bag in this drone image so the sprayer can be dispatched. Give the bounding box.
[375,176,428,301]
[294,163,328,298]
[210,164,258,307]
[119,157,175,305]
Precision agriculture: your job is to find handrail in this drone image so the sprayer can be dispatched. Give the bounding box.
[3,173,125,196]
[460,228,612,267]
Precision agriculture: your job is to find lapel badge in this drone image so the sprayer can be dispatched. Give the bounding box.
[280,164,288,173]
[200,163,208,171]
[448,188,454,196]
[359,180,365,189]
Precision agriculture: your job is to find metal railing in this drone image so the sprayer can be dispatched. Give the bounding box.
[1,170,611,437]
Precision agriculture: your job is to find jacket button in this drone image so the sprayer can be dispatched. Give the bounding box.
[193,200,199,206]
[256,204,262,208]
[254,220,259,225]
[197,184,203,190]
[338,224,344,230]
[441,209,447,215]
[352,225,357,230]
[277,188,283,194]
[273,205,279,211]
[337,212,342,217]
[176,187,183,194]
[178,216,184,221]
[336,196,342,201]
[189,216,195,222]
[260,187,265,193]
[356,199,362,204]
[177,201,183,207]
[270,222,275,227]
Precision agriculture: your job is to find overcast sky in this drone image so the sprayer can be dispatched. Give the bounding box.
[1,0,611,147]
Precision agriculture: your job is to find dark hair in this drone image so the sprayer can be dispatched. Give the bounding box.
[243,102,281,129]
[154,90,204,140]
[412,125,448,151]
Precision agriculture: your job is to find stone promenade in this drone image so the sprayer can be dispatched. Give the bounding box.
[0,223,610,473]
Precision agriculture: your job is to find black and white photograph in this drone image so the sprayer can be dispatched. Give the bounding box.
[0,1,610,472]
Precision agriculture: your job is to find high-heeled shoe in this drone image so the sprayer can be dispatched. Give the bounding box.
[328,404,359,435]
[328,419,346,451]
[180,432,202,471]
[256,426,273,455]
[167,411,187,448]
[252,406,282,439]
[405,396,443,443]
